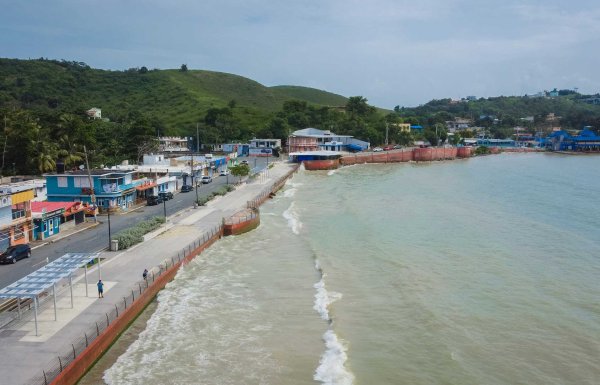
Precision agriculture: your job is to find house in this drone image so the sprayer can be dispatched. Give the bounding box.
[445,118,471,133]
[31,201,86,241]
[249,139,281,157]
[159,137,190,152]
[0,184,35,251]
[86,108,102,119]
[287,128,369,153]
[45,169,139,212]
[392,123,411,133]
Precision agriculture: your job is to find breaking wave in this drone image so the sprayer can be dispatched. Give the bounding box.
[282,201,302,235]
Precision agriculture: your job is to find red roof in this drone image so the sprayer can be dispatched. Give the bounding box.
[31,201,80,214]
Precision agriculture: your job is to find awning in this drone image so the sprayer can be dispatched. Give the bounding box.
[135,182,157,191]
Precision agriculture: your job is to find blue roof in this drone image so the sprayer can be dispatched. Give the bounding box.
[347,143,364,151]
[411,125,423,129]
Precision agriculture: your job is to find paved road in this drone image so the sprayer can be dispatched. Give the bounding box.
[0,156,274,288]
[0,159,293,385]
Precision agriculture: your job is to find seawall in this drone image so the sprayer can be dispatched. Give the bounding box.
[48,164,300,385]
[340,147,469,166]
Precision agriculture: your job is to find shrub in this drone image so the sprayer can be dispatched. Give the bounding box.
[114,216,166,249]
[474,145,490,155]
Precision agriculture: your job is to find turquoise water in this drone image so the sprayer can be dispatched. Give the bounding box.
[105,153,600,385]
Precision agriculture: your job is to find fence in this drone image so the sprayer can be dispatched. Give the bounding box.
[24,162,300,385]
[246,164,299,209]
[25,224,223,385]
[223,209,259,225]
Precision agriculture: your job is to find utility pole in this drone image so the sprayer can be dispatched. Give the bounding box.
[196,123,200,153]
[1,115,7,176]
[83,145,97,223]
[385,123,389,145]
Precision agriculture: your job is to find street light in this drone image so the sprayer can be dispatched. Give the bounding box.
[105,201,111,250]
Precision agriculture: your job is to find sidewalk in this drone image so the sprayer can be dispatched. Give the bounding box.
[29,221,100,251]
[0,162,297,385]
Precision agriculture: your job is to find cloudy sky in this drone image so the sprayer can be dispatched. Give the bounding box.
[1,0,599,108]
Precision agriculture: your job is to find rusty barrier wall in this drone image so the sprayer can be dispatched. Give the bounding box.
[341,147,462,165]
[25,225,223,385]
[30,163,302,385]
[247,164,299,209]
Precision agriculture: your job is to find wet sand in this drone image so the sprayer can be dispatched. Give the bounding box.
[78,300,158,385]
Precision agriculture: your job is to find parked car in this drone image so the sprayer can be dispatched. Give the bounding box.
[241,160,249,165]
[372,147,383,152]
[219,169,230,176]
[383,145,394,151]
[0,244,31,264]
[201,176,213,184]
[158,191,174,201]
[180,185,193,193]
[146,195,164,206]
[393,144,402,149]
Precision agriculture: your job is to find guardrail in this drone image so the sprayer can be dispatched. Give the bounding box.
[246,163,299,209]
[26,224,223,385]
[24,162,300,385]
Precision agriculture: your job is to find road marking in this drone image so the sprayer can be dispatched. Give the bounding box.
[32,260,47,268]
[175,200,183,203]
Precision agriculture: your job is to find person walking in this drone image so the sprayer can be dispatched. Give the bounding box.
[143,269,148,281]
[97,279,104,298]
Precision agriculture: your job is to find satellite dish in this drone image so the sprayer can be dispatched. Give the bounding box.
[79,164,84,170]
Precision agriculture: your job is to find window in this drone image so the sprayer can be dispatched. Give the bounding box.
[74,177,91,188]
[57,177,68,188]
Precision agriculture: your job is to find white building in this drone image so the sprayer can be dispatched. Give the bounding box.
[249,139,281,156]
[159,137,189,152]
[86,108,102,119]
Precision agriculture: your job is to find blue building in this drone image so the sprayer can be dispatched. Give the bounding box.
[45,170,140,212]
[546,128,600,151]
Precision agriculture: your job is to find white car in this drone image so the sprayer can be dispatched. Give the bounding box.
[201,176,213,184]
[372,147,383,152]
[219,169,229,176]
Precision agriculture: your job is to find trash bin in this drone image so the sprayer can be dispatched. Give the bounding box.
[110,239,119,251]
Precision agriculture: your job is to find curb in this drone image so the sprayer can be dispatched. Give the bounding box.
[30,222,101,250]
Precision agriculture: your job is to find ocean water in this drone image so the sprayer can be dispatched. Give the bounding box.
[105,153,600,385]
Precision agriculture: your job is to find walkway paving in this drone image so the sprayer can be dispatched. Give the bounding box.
[0,162,296,385]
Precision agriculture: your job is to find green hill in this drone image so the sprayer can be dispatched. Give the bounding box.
[270,85,348,107]
[0,58,348,132]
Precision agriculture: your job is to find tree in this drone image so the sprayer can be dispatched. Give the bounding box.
[396,130,413,146]
[345,96,375,117]
[138,66,148,74]
[180,64,188,72]
[229,164,250,184]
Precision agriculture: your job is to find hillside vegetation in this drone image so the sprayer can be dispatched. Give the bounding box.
[0,58,348,131]
[1,57,600,176]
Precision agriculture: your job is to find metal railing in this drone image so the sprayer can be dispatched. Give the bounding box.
[223,209,258,225]
[25,224,223,385]
[24,163,301,385]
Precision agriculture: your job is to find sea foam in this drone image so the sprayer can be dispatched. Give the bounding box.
[282,202,302,234]
[314,330,354,385]
[313,277,341,321]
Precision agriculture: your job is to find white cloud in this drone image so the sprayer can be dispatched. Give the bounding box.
[1,0,599,107]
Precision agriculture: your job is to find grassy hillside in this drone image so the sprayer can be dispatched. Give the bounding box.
[0,58,349,132]
[270,85,348,107]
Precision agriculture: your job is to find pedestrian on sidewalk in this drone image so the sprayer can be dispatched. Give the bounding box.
[97,279,104,298]
[143,269,148,281]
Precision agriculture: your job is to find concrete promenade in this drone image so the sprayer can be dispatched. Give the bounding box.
[0,162,297,385]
